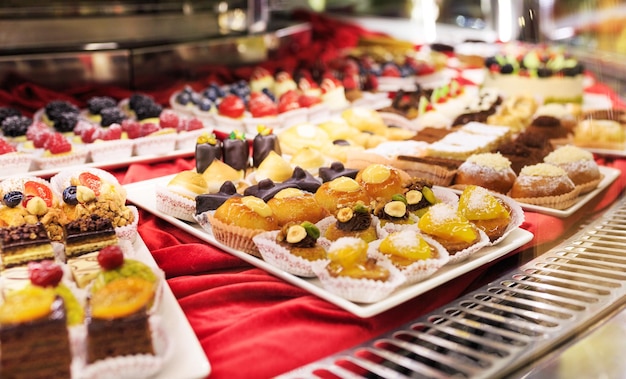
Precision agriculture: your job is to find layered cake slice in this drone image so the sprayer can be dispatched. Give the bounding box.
[0,222,54,269]
[64,214,118,258]
[87,246,158,363]
[0,287,72,379]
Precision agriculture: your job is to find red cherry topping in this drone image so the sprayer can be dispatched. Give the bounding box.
[29,260,64,287]
[97,245,125,270]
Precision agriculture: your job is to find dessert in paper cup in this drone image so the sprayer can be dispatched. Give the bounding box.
[197,196,281,258]
[253,225,330,277]
[369,229,450,285]
[416,202,491,265]
[33,147,89,170]
[88,139,134,163]
[310,237,406,303]
[155,170,210,223]
[132,131,177,156]
[457,185,525,246]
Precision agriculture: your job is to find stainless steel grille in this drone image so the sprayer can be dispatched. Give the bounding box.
[279,196,626,379]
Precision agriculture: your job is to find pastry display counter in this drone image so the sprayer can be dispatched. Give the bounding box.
[2,6,626,379]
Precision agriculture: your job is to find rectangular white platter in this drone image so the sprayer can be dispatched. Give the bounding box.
[125,176,534,318]
[134,236,211,379]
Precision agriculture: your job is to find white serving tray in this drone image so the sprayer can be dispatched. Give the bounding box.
[125,175,533,318]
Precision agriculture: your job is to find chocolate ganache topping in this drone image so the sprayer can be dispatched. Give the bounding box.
[283,166,321,193]
[195,181,241,214]
[318,162,359,182]
[336,207,372,232]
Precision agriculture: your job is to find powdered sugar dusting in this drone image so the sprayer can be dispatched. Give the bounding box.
[427,203,456,224]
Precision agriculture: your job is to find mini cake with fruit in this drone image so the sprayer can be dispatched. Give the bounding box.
[85,246,163,377]
[369,228,449,284]
[39,99,81,133]
[156,170,208,222]
[267,188,328,226]
[543,145,602,194]
[457,185,522,244]
[0,270,75,378]
[1,113,32,142]
[200,196,280,256]
[32,131,88,170]
[121,118,177,156]
[417,202,489,263]
[482,48,584,104]
[0,177,67,241]
[311,237,405,303]
[53,169,137,240]
[253,221,328,277]
[510,163,580,209]
[454,152,517,194]
[317,202,379,243]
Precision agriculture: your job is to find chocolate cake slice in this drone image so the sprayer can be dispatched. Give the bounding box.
[64,214,118,258]
[0,296,72,378]
[0,222,54,269]
[87,307,154,363]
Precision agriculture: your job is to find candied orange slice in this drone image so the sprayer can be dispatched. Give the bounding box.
[458,185,510,221]
[418,203,478,243]
[327,238,368,268]
[379,231,431,261]
[90,277,154,319]
[0,286,55,324]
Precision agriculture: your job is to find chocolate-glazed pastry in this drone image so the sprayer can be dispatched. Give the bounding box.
[252,125,282,168]
[195,133,223,173]
[318,162,359,182]
[195,181,241,214]
[223,131,249,171]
